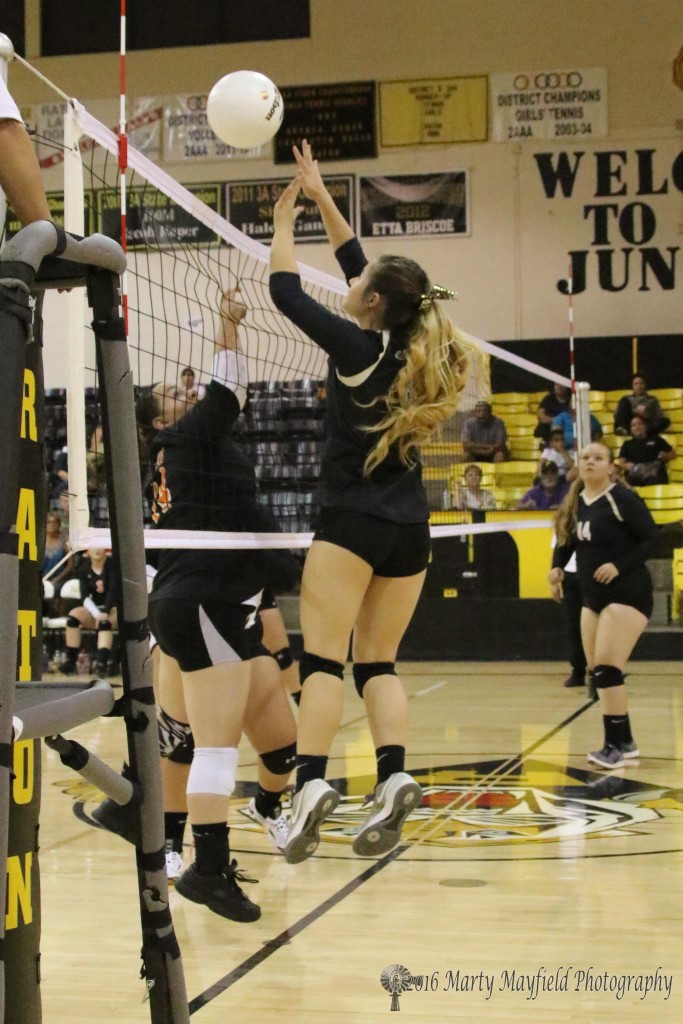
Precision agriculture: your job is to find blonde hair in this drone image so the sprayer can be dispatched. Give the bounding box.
[359,254,477,474]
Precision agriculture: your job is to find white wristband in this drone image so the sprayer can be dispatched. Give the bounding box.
[212,350,248,409]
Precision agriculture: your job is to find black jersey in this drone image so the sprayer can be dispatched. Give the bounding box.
[78,557,117,614]
[269,238,428,524]
[147,380,271,603]
[553,483,657,608]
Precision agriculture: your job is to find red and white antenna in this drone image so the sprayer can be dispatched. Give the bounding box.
[119,0,128,331]
[567,259,577,454]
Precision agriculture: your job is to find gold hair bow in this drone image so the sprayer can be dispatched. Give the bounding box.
[419,284,456,312]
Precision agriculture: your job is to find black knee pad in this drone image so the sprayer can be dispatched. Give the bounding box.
[97,619,112,633]
[593,664,624,689]
[299,650,345,686]
[274,646,294,671]
[157,706,195,764]
[352,661,396,699]
[66,615,81,628]
[260,742,296,776]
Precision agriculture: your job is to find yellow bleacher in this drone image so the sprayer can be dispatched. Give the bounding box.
[672,548,683,622]
[491,392,531,415]
[634,483,683,525]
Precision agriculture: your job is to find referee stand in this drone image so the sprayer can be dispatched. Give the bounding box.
[0,222,189,1024]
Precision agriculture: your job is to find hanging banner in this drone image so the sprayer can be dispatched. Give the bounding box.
[3,190,96,241]
[274,81,376,163]
[96,183,223,250]
[226,175,355,242]
[359,173,468,239]
[30,98,163,170]
[162,94,265,163]
[491,68,608,142]
[379,77,488,146]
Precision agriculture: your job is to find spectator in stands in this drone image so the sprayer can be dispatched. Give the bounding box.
[50,445,69,496]
[86,424,106,493]
[180,365,205,400]
[462,401,508,463]
[52,480,70,521]
[519,461,569,510]
[534,383,571,443]
[538,425,576,480]
[451,463,497,511]
[42,511,73,615]
[614,374,669,436]
[551,409,603,449]
[618,414,676,486]
[62,547,118,677]
[0,78,52,227]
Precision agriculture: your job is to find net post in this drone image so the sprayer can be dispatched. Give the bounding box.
[62,105,90,536]
[0,236,43,1024]
[86,267,190,1024]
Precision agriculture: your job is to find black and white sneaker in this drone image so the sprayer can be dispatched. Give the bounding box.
[240,798,289,853]
[621,740,640,759]
[284,779,340,865]
[352,772,422,857]
[587,744,627,770]
[175,860,261,922]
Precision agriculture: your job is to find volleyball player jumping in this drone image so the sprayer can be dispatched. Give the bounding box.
[136,289,296,919]
[269,140,477,863]
[550,442,657,769]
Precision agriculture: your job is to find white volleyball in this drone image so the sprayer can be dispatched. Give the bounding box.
[207,70,284,150]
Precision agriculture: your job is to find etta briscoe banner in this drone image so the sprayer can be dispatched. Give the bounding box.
[226,175,354,242]
[359,173,468,239]
[163,94,266,163]
[491,68,608,141]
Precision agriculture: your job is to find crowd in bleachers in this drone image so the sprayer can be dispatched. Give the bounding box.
[423,377,683,521]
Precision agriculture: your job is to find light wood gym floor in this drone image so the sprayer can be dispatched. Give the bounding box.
[37,661,683,1022]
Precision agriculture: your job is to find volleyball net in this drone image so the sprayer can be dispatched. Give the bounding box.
[15,99,591,554]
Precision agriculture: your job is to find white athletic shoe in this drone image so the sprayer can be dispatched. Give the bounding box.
[165,849,185,882]
[240,798,289,853]
[284,779,340,865]
[352,772,422,857]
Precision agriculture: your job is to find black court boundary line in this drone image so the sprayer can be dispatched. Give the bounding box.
[188,845,406,1014]
[188,699,595,1015]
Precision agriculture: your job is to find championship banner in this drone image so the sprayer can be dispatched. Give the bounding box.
[226,175,355,242]
[31,98,163,169]
[96,183,223,250]
[3,190,95,242]
[490,68,608,141]
[379,77,488,146]
[359,173,468,239]
[274,81,376,163]
[163,94,265,163]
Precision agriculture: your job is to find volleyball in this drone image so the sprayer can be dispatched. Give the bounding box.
[207,70,284,150]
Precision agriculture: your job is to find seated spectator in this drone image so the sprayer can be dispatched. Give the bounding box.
[62,547,118,677]
[538,425,576,480]
[52,480,70,522]
[462,401,508,463]
[180,365,205,400]
[42,511,73,614]
[614,374,670,436]
[618,414,676,486]
[519,461,569,510]
[451,463,497,511]
[534,383,571,443]
[50,444,69,496]
[86,424,106,494]
[551,410,603,449]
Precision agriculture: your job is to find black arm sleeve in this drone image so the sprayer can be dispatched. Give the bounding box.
[334,237,368,283]
[552,539,575,570]
[269,271,384,377]
[612,487,658,574]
